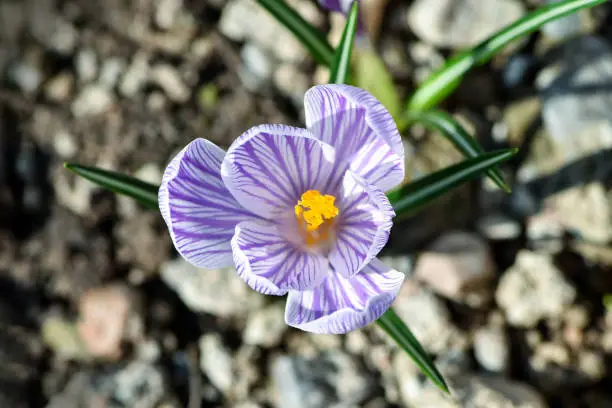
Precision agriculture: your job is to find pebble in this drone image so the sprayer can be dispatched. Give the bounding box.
[473,321,510,373]
[53,130,78,158]
[199,333,233,393]
[243,303,286,347]
[77,284,134,360]
[219,0,307,63]
[392,280,463,353]
[496,250,576,328]
[414,231,495,307]
[9,60,42,93]
[99,58,126,89]
[75,48,98,83]
[239,43,274,91]
[273,63,310,106]
[160,258,263,317]
[155,0,183,30]
[120,52,150,98]
[477,213,521,241]
[150,64,190,103]
[71,84,115,117]
[271,351,376,408]
[407,0,525,49]
[44,72,74,103]
[541,0,584,41]
[41,316,90,361]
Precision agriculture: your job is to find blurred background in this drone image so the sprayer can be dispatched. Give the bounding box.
[1,0,612,407]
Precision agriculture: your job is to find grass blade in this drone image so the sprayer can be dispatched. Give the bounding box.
[406,110,511,192]
[377,307,449,393]
[256,0,335,67]
[407,0,608,111]
[64,163,159,209]
[329,1,359,84]
[387,148,518,217]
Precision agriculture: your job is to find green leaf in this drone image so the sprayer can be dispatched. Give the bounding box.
[256,0,335,67]
[387,148,518,217]
[354,47,402,119]
[377,307,449,393]
[64,163,159,209]
[329,1,359,84]
[406,110,511,193]
[407,0,608,112]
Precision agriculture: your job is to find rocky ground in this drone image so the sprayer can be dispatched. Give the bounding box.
[1,0,612,407]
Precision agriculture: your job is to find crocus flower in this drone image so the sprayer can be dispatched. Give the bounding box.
[159,84,405,334]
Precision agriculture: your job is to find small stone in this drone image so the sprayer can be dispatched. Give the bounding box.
[160,258,263,317]
[120,52,150,98]
[503,54,538,89]
[473,322,510,373]
[219,0,307,63]
[75,49,98,83]
[407,0,525,49]
[239,43,274,91]
[9,60,41,93]
[53,129,78,158]
[99,57,126,89]
[393,280,463,353]
[407,42,444,84]
[199,333,233,393]
[496,250,576,328]
[77,284,133,360]
[41,316,90,360]
[414,231,495,307]
[48,20,79,55]
[155,0,183,30]
[44,73,74,103]
[190,37,214,61]
[541,0,585,41]
[273,63,309,106]
[150,64,190,103]
[477,213,521,241]
[271,351,376,408]
[71,84,114,117]
[243,303,286,347]
[103,362,168,408]
[134,163,162,185]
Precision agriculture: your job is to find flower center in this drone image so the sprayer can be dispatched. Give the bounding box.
[295,190,339,231]
[294,190,339,247]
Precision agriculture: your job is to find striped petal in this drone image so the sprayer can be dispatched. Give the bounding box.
[159,138,255,268]
[285,258,405,334]
[330,170,394,279]
[221,124,337,220]
[232,220,328,295]
[304,84,404,192]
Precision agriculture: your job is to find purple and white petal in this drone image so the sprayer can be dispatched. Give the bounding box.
[221,124,336,219]
[304,84,404,192]
[159,139,256,268]
[232,220,329,295]
[329,170,394,279]
[285,258,405,334]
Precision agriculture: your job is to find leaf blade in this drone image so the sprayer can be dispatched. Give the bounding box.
[387,148,518,217]
[329,1,359,84]
[376,307,449,393]
[407,0,608,111]
[64,163,159,209]
[256,0,335,67]
[406,110,511,192]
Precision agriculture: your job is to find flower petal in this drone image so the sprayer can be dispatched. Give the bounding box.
[221,124,336,219]
[159,138,255,268]
[330,170,394,279]
[304,84,404,192]
[285,258,405,334]
[232,220,329,295]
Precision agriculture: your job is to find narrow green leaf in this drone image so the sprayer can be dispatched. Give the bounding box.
[377,308,449,393]
[387,148,518,217]
[407,0,608,112]
[256,0,335,67]
[329,1,359,84]
[64,163,159,209]
[406,110,511,193]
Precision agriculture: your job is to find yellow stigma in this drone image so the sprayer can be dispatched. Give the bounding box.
[294,190,339,232]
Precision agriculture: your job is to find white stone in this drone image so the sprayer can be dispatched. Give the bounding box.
[243,304,286,347]
[150,64,190,103]
[199,334,233,393]
[71,84,114,117]
[76,48,98,83]
[496,250,576,328]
